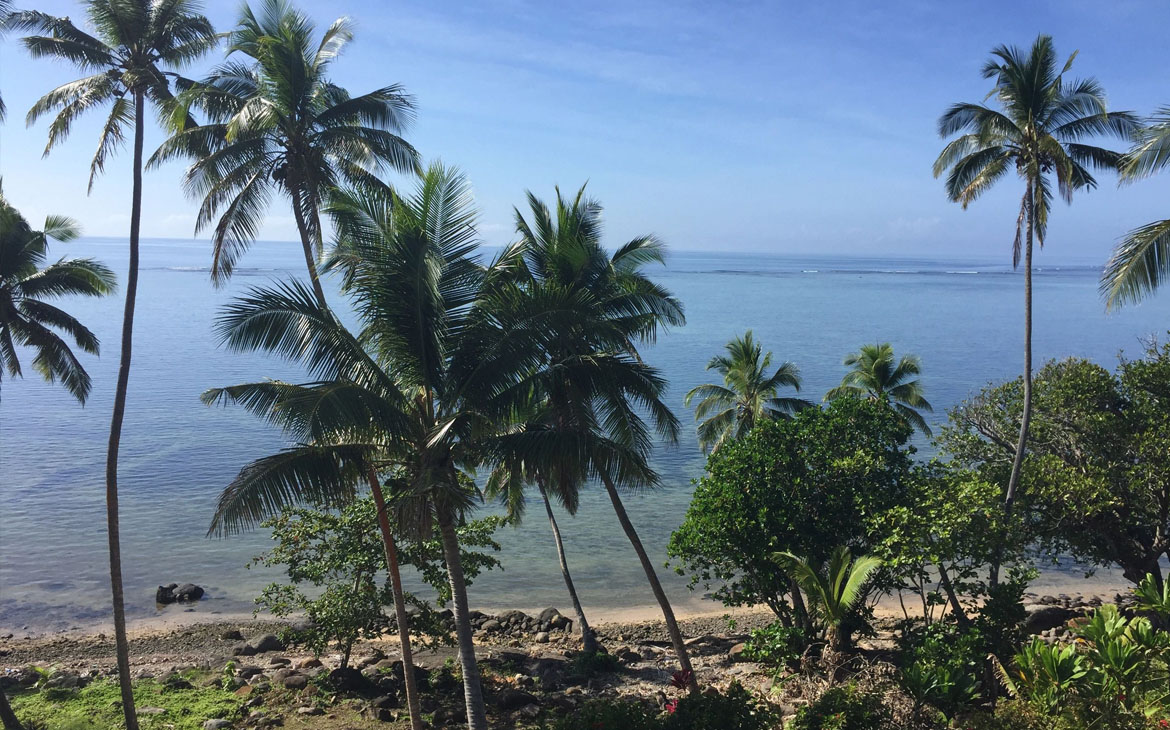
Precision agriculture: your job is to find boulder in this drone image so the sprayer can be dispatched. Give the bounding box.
[496,688,539,711]
[1024,605,1076,634]
[155,583,204,604]
[252,634,284,653]
[533,632,550,644]
[231,643,257,657]
[296,707,323,716]
[282,673,308,690]
[327,666,368,692]
[203,721,233,730]
[221,629,244,641]
[481,619,502,633]
[497,610,529,625]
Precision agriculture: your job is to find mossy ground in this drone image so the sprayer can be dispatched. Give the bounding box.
[8,674,242,730]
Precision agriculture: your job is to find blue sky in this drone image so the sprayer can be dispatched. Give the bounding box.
[1,0,1167,261]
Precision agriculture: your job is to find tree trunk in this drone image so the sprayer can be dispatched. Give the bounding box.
[938,565,970,627]
[0,688,23,730]
[599,473,698,693]
[438,512,488,730]
[993,185,1035,590]
[538,482,598,654]
[367,468,423,730]
[789,577,812,635]
[104,89,145,730]
[289,186,328,308]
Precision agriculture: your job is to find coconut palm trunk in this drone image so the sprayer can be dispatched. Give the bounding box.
[538,481,598,654]
[103,88,145,730]
[0,688,23,730]
[992,185,1035,590]
[438,511,488,730]
[600,473,698,693]
[367,468,422,730]
[289,184,328,307]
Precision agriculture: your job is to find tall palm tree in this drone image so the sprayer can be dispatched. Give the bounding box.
[213,165,549,730]
[1,189,115,402]
[13,4,217,727]
[933,35,1135,586]
[825,343,933,436]
[486,185,698,692]
[1102,107,1170,308]
[684,330,810,453]
[152,0,420,306]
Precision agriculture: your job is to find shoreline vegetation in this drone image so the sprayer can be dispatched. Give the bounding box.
[3,1,1170,729]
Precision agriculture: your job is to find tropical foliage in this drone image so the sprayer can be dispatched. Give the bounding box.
[825,342,933,436]
[668,397,914,629]
[0,190,114,403]
[153,0,420,304]
[940,345,1170,588]
[776,546,883,651]
[1102,106,1170,308]
[685,330,810,452]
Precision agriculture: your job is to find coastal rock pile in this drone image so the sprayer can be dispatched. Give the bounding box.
[155,583,205,604]
[468,608,574,639]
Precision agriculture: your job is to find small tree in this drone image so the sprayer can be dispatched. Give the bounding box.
[668,397,915,630]
[775,546,882,652]
[940,344,1170,588]
[252,498,505,666]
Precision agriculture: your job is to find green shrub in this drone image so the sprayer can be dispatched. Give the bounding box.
[789,684,890,730]
[663,682,774,730]
[742,622,806,668]
[899,661,980,720]
[570,650,622,678]
[548,697,658,730]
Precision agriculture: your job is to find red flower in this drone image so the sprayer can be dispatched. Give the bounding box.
[670,669,693,689]
[665,699,679,715]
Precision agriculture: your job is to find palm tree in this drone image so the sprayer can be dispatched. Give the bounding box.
[775,545,882,652]
[486,185,699,691]
[212,165,550,730]
[1102,107,1170,308]
[933,35,1135,586]
[1,189,115,402]
[12,4,217,727]
[152,0,420,306]
[684,330,810,453]
[825,343,933,436]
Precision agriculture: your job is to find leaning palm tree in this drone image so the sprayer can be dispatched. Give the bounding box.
[933,35,1135,586]
[486,185,699,691]
[0,189,115,402]
[12,4,217,727]
[684,330,810,453]
[214,165,547,730]
[152,0,420,306]
[825,343,933,436]
[1102,107,1170,308]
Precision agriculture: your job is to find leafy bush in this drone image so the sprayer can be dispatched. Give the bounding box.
[900,662,980,720]
[251,498,505,666]
[789,684,891,730]
[742,622,806,668]
[668,398,915,626]
[663,682,775,730]
[998,606,1170,728]
[547,697,657,730]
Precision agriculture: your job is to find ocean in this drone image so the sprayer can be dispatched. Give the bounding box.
[1,237,1165,632]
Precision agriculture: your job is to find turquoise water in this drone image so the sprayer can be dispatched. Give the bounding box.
[1,238,1166,632]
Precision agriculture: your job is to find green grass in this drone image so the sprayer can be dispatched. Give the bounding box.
[9,676,244,730]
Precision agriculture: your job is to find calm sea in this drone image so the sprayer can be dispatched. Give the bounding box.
[1,238,1166,632]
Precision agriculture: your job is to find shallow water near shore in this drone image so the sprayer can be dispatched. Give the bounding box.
[2,238,1165,633]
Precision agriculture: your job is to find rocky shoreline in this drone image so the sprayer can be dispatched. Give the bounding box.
[0,591,1141,728]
